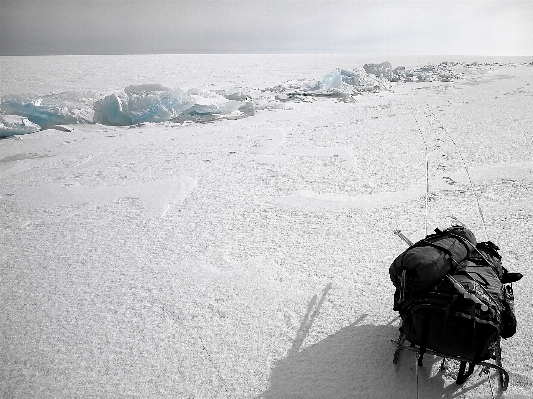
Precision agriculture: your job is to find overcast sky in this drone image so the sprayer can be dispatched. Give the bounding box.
[1,0,532,56]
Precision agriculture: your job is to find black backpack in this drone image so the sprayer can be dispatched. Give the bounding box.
[400,289,501,364]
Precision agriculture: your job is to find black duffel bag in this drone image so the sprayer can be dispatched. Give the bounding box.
[390,226,477,310]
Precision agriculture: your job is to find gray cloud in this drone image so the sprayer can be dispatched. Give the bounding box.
[1,0,532,55]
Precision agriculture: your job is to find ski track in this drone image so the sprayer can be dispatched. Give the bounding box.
[1,59,533,399]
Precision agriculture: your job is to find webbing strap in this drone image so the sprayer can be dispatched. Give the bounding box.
[412,237,468,274]
[399,270,407,303]
[470,305,477,348]
[451,234,474,254]
[418,312,433,367]
[415,240,453,257]
[441,294,459,340]
[449,233,499,273]
[465,271,490,287]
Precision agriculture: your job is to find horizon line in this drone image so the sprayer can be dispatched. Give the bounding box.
[2,51,533,58]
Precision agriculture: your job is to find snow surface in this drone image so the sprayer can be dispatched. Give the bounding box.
[1,54,533,398]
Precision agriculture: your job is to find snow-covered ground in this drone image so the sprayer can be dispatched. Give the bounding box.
[1,54,533,398]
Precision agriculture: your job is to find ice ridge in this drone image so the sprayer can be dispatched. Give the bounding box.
[0,61,493,138]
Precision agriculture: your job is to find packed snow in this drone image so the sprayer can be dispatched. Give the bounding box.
[1,54,533,399]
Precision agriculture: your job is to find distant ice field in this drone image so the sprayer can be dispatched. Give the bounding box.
[2,54,532,138]
[2,53,533,95]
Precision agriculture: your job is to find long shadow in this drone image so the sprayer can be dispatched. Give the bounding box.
[256,284,494,399]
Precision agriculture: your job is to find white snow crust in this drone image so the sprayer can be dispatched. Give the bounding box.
[1,54,533,399]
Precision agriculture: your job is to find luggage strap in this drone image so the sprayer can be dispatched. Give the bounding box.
[419,312,433,366]
[441,294,460,340]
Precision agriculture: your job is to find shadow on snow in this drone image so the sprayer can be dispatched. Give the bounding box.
[257,283,499,399]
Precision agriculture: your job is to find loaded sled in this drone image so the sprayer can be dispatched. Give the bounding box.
[389,226,522,391]
[392,290,509,390]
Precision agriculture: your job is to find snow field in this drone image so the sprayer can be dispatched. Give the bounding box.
[1,58,533,398]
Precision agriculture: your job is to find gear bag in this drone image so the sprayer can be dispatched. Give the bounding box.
[456,242,517,339]
[400,290,501,364]
[399,240,518,365]
[389,226,477,309]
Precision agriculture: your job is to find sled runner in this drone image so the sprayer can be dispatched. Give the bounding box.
[392,332,509,389]
[389,227,521,391]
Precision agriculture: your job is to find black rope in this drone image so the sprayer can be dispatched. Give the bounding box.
[425,106,489,240]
